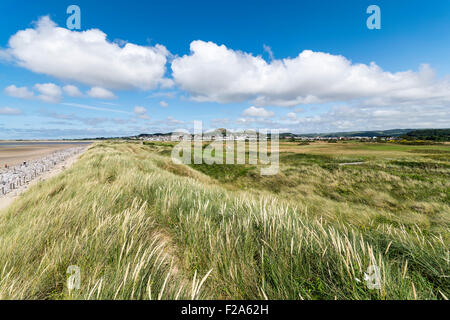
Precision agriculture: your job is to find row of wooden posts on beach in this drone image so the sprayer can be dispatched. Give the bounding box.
[0,147,86,196]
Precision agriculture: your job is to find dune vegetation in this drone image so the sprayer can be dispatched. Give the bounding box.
[0,141,448,299]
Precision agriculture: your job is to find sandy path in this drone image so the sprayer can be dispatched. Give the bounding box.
[0,149,87,212]
[339,162,365,166]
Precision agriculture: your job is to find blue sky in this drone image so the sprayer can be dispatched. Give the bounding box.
[0,0,449,139]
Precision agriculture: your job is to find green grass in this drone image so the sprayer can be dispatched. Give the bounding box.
[190,163,256,183]
[0,142,448,299]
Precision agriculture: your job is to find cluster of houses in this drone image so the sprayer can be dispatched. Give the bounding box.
[135,133,397,142]
[290,136,397,141]
[136,132,267,142]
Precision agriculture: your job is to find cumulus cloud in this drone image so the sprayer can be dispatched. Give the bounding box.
[0,107,22,115]
[63,85,83,97]
[165,116,184,125]
[275,104,450,133]
[4,83,62,103]
[34,83,62,103]
[287,112,297,120]
[87,87,117,100]
[159,101,168,107]
[3,16,170,90]
[172,40,450,107]
[134,106,150,119]
[4,85,34,99]
[134,106,147,114]
[242,106,274,117]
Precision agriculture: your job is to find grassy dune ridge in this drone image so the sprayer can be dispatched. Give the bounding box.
[0,142,448,299]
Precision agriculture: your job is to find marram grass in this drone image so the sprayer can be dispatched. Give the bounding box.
[0,142,448,299]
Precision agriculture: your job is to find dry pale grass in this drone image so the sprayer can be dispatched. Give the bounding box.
[0,142,448,299]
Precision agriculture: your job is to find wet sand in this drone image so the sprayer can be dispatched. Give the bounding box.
[0,142,91,168]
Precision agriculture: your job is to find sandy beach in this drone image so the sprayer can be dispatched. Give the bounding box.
[0,142,90,168]
[0,145,89,212]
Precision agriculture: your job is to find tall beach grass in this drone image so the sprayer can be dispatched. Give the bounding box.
[0,142,448,299]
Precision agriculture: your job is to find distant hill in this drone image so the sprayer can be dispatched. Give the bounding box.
[281,129,415,138]
[400,129,450,141]
[138,133,172,138]
[76,128,448,141]
[135,129,441,140]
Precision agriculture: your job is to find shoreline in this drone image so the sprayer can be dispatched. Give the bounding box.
[0,142,91,168]
[0,147,88,212]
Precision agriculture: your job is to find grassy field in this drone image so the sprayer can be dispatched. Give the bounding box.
[0,141,448,299]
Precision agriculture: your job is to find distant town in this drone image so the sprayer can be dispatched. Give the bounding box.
[134,133,397,142]
[111,128,449,143]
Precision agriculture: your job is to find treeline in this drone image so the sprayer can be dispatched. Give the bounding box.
[401,129,450,141]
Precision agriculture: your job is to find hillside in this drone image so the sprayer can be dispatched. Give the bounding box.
[280,129,416,138]
[401,129,450,141]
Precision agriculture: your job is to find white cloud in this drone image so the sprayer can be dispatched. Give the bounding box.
[242,106,274,117]
[146,116,185,128]
[263,44,274,60]
[236,117,274,125]
[210,118,230,126]
[63,85,83,97]
[287,112,297,120]
[134,106,147,114]
[62,102,132,114]
[166,116,184,125]
[0,107,22,115]
[159,101,168,107]
[134,106,150,119]
[172,40,450,107]
[4,85,34,99]
[274,104,450,133]
[148,91,177,99]
[34,83,62,103]
[3,16,170,90]
[87,87,117,100]
[5,83,62,103]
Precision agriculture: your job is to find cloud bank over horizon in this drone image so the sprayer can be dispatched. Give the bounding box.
[0,16,449,137]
